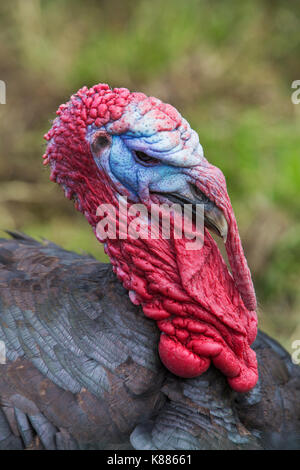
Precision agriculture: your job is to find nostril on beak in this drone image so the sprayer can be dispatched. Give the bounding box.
[189,183,210,204]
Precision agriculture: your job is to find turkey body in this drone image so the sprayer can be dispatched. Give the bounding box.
[0,233,299,450]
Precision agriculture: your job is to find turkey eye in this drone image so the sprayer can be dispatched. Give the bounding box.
[135,150,159,166]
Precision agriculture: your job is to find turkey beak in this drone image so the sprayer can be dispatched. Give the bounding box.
[154,185,228,243]
[203,203,228,243]
[188,182,228,243]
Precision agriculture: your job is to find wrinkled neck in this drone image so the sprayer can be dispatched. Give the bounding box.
[100,217,256,342]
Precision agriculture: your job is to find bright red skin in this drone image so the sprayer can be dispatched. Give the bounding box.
[43,83,258,393]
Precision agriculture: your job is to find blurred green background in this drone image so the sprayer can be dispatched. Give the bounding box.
[0,0,299,351]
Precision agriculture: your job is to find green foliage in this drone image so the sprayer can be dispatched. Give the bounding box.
[0,0,299,350]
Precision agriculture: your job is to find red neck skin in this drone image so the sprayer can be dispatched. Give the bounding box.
[103,198,258,393]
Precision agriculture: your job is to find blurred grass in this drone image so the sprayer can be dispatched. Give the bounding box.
[0,0,299,351]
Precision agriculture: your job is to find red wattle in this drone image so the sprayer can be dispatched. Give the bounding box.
[158,334,210,378]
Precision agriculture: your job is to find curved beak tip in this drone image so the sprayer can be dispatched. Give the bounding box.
[204,206,228,244]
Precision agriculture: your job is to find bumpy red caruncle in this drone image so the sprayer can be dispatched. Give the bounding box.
[43,83,258,393]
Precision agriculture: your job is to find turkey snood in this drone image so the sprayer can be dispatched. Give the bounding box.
[43,83,258,392]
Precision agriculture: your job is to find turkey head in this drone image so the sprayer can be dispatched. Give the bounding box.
[43,83,258,393]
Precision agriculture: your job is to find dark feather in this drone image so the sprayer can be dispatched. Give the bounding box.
[0,235,299,449]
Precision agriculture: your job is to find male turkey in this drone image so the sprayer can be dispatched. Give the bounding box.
[0,84,299,450]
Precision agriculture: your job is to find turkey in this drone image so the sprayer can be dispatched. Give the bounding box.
[0,83,299,450]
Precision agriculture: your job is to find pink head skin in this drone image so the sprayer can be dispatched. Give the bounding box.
[43,83,258,393]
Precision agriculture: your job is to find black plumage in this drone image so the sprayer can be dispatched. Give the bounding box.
[0,233,299,450]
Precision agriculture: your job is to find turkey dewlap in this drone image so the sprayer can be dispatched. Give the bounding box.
[43,83,258,393]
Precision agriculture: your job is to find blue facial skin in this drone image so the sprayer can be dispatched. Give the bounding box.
[88,120,229,242]
[109,136,188,199]
[106,132,204,205]
[87,101,206,205]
